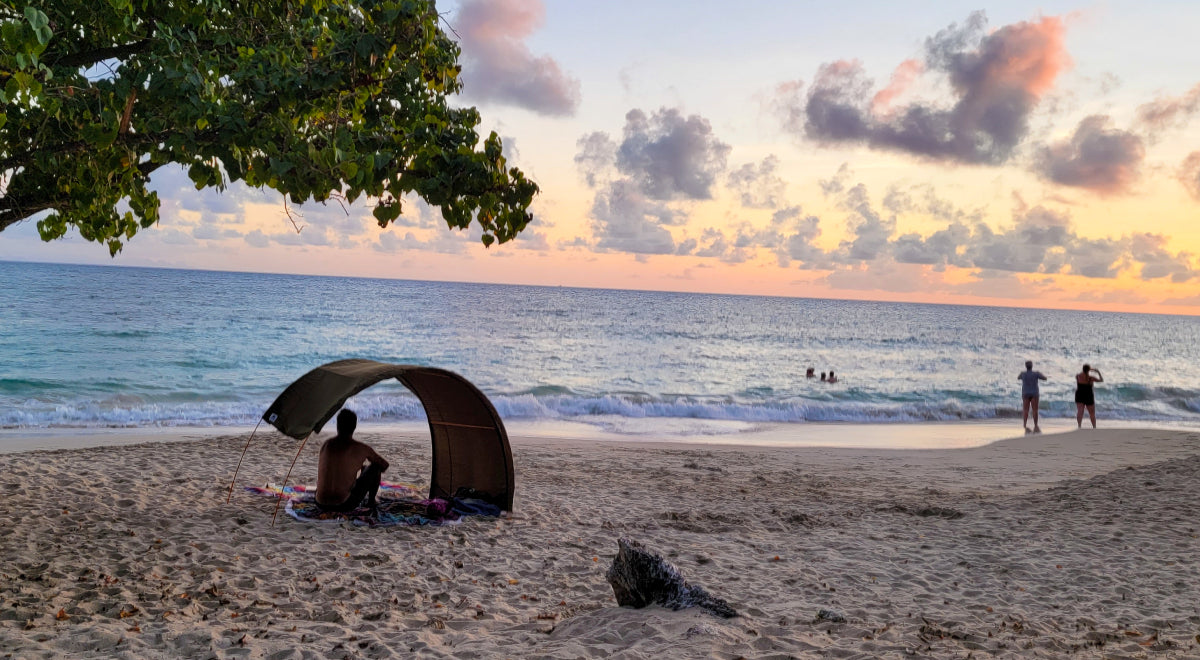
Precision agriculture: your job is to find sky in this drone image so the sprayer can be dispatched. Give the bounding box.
[3,0,1200,314]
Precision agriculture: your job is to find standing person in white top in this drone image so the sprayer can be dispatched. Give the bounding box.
[1017,360,1048,434]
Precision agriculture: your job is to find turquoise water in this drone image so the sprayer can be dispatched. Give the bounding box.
[3,260,1200,438]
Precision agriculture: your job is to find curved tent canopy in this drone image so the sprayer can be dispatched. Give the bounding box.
[262,359,514,511]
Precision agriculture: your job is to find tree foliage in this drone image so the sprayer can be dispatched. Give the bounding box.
[0,0,538,254]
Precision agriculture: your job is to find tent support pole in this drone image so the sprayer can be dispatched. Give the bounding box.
[271,432,313,526]
[428,420,494,431]
[226,419,263,504]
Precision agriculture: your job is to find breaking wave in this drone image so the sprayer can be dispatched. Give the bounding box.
[5,386,1200,433]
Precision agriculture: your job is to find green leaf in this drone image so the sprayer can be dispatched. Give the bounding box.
[24,7,48,30]
[188,164,211,189]
[372,201,401,224]
[81,123,118,148]
[269,158,294,176]
[356,34,378,58]
[1,21,18,44]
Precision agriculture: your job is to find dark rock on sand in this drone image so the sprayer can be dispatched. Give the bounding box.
[606,537,737,618]
[816,608,846,623]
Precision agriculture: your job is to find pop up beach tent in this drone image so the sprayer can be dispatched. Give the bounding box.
[229,359,515,517]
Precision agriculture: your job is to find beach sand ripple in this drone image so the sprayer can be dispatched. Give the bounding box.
[0,429,1198,658]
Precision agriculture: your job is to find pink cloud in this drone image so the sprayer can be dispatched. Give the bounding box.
[455,0,581,116]
[790,12,1071,164]
[871,59,922,116]
[965,15,1069,98]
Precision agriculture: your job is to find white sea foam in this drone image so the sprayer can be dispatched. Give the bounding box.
[3,391,1199,434]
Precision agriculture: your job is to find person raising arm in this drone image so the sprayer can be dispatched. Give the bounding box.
[1075,364,1104,429]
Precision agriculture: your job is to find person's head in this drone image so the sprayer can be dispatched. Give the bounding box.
[1025,360,1033,370]
[1082,363,1091,373]
[336,408,357,437]
[829,370,835,377]
[820,372,826,380]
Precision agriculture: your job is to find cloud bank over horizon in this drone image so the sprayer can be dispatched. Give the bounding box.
[565,81,1198,288]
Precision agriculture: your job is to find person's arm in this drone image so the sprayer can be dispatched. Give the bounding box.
[1039,372,1047,381]
[1091,369,1103,383]
[365,446,390,472]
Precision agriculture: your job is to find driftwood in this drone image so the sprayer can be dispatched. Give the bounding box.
[605,537,737,618]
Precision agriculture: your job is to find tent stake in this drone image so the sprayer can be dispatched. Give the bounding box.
[271,432,313,526]
[226,419,263,503]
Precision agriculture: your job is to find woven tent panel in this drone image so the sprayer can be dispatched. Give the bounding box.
[400,368,514,510]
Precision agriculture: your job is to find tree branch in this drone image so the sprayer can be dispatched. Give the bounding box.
[119,88,137,134]
[0,200,58,233]
[0,130,170,172]
[0,159,166,230]
[46,39,152,69]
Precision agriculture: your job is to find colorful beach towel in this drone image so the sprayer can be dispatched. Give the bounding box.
[244,481,423,500]
[243,482,502,527]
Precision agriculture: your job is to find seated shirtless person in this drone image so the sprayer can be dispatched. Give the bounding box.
[315,409,390,511]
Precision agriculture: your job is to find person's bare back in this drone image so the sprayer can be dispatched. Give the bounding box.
[315,409,389,509]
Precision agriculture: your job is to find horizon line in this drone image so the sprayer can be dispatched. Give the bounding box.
[4,257,1195,319]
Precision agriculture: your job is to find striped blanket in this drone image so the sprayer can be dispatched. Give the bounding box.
[244,482,501,527]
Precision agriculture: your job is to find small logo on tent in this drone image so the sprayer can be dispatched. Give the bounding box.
[268,413,278,423]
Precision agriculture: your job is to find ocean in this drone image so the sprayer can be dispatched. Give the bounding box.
[3,260,1199,445]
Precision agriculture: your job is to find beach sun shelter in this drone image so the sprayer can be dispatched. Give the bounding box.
[230,359,515,517]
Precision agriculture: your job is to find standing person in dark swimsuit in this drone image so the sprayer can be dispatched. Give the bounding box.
[1075,364,1104,428]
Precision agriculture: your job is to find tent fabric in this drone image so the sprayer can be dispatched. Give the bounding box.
[262,359,514,511]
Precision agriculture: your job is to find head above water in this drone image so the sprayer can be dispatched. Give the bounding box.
[1025,360,1033,370]
[336,408,357,437]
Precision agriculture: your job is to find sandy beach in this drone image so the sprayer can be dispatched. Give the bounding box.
[2,426,1199,658]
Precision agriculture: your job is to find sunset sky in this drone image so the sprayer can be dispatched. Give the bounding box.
[3,0,1200,314]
